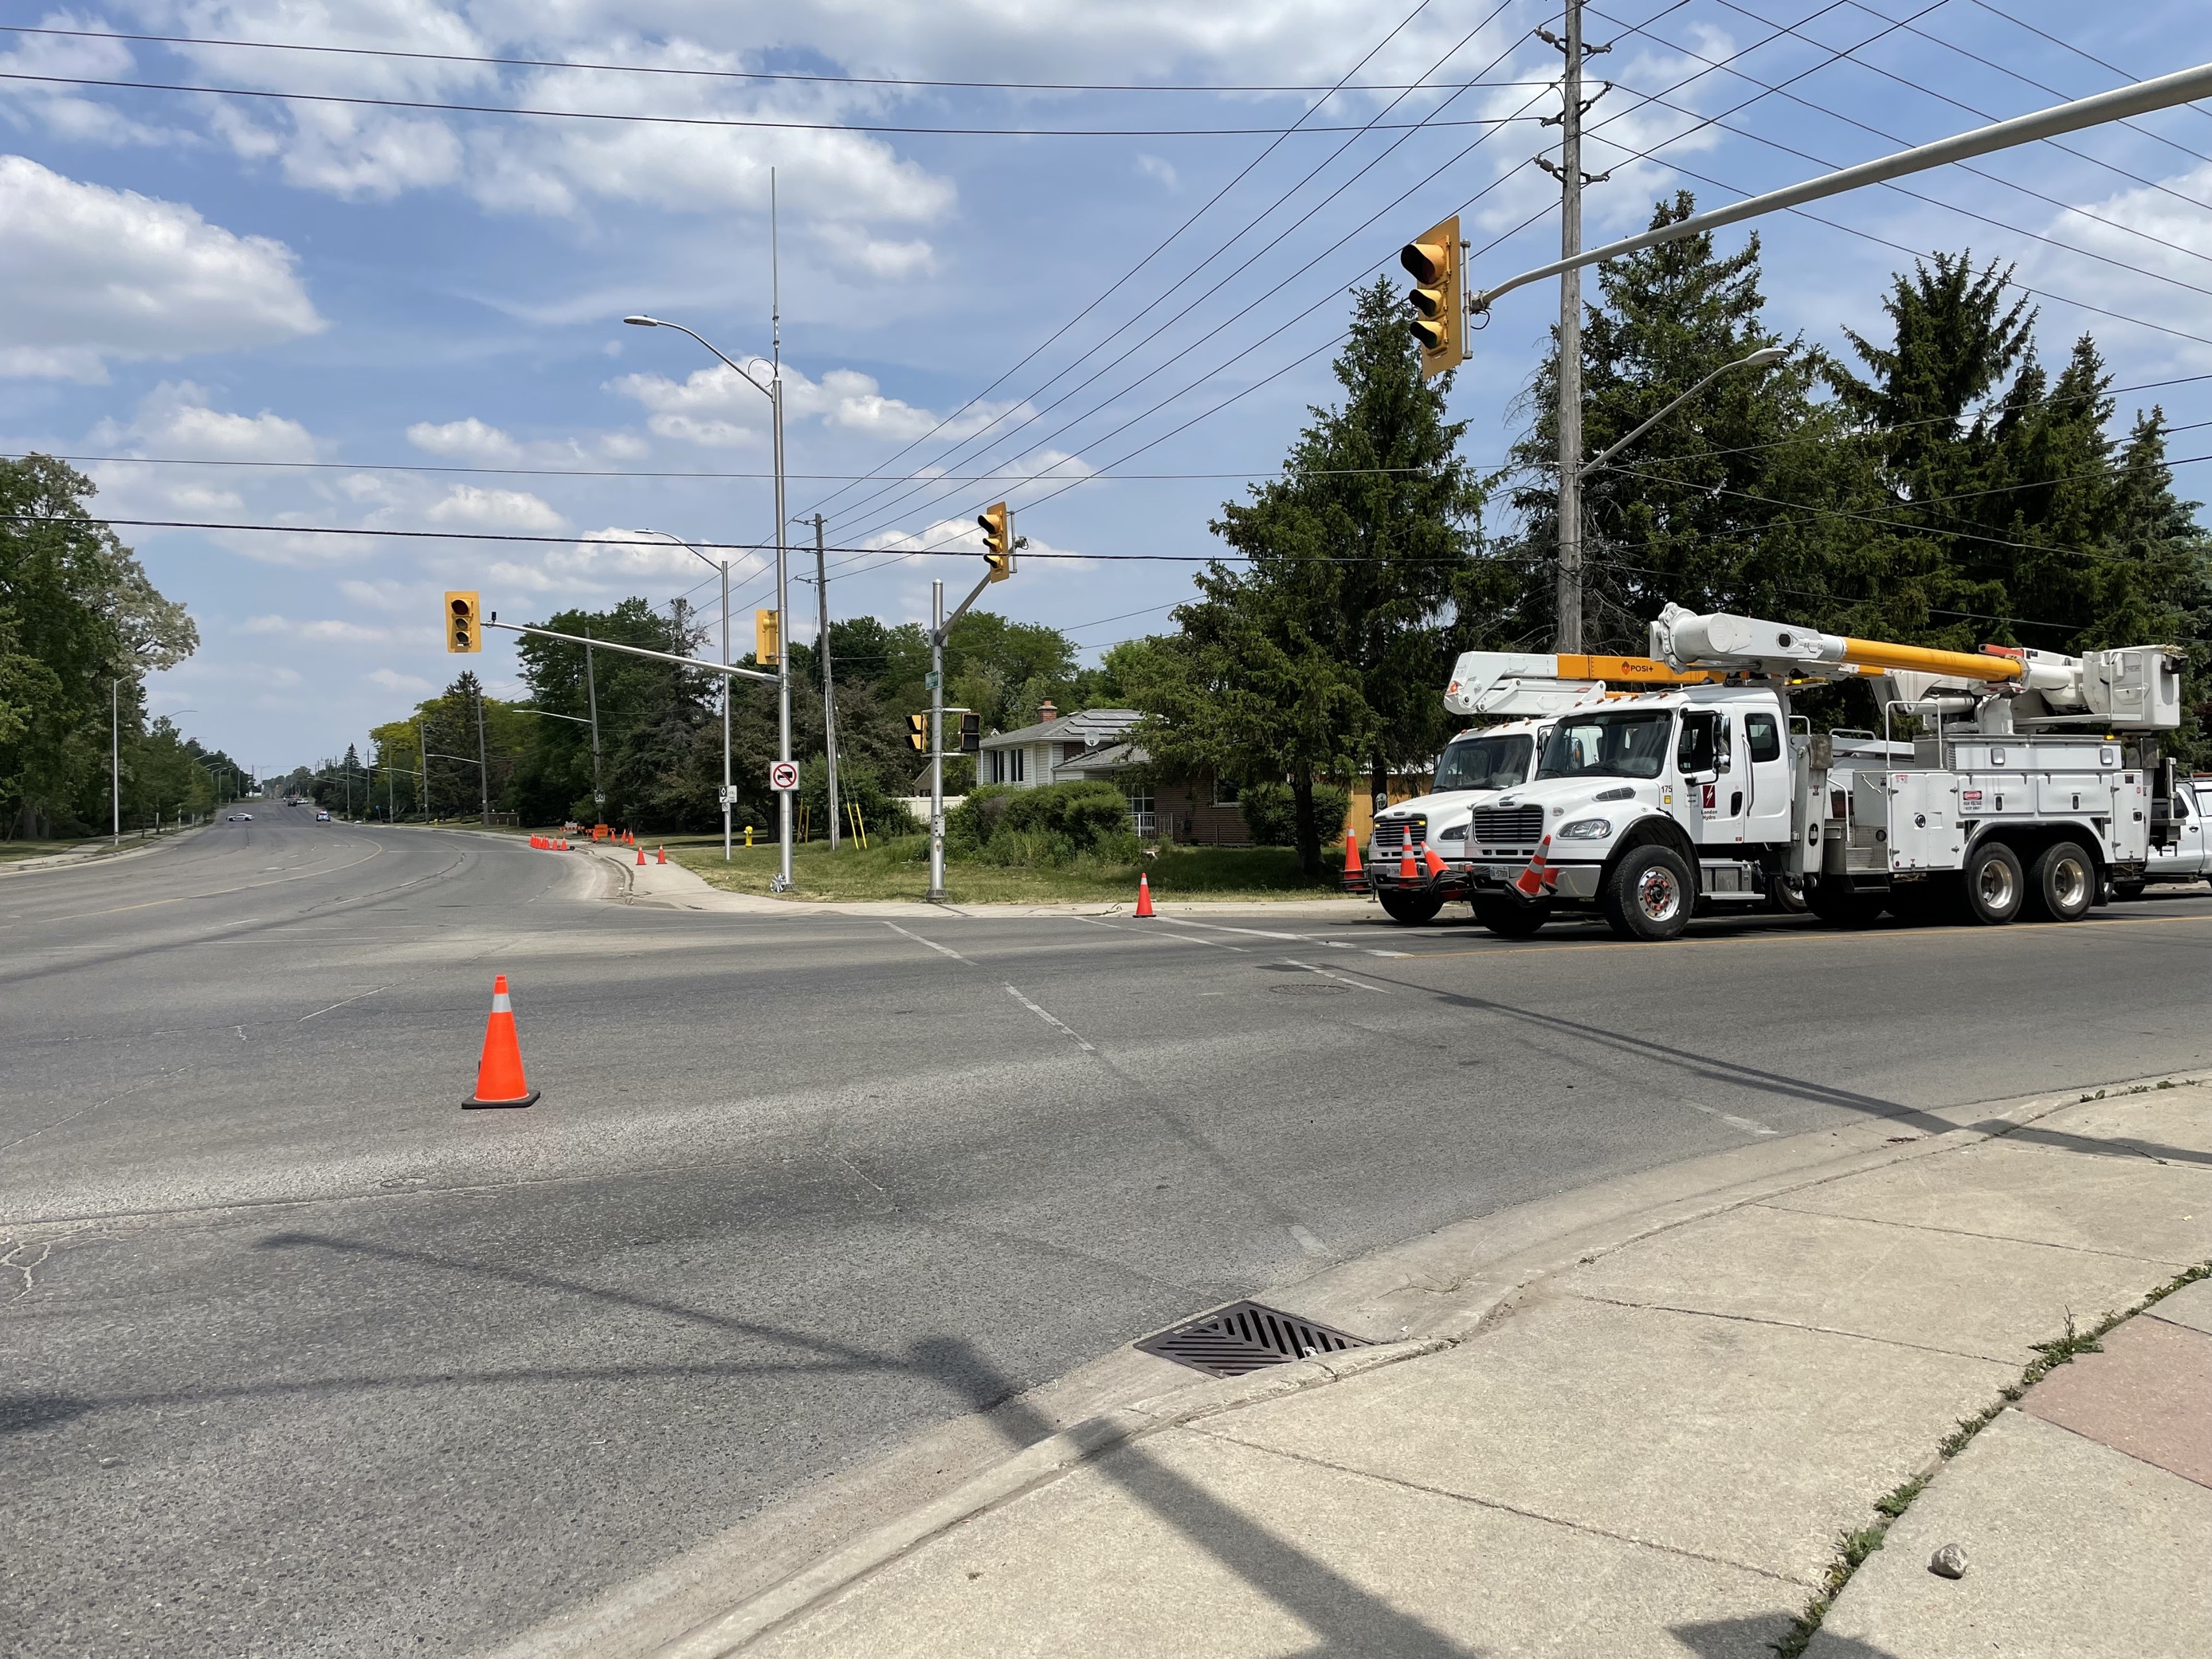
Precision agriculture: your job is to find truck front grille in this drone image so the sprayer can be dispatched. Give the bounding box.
[1473,806,1544,844]
[1373,816,1426,852]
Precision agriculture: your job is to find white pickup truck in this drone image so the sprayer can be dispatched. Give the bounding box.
[2132,773,2212,895]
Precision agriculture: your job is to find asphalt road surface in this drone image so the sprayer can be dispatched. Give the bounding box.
[6,810,2208,1657]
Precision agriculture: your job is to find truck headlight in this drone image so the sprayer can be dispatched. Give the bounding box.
[1559,817,1613,839]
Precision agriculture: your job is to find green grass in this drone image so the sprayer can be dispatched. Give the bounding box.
[0,830,182,862]
[662,834,1346,904]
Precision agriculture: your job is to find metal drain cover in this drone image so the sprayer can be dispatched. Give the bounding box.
[1135,1300,1370,1378]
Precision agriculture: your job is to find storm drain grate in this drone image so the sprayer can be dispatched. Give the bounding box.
[1135,1300,1370,1378]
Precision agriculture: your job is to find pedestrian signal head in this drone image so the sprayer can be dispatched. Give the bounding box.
[1398,214,1464,379]
[959,712,981,754]
[977,501,1014,582]
[445,590,480,653]
[906,712,928,752]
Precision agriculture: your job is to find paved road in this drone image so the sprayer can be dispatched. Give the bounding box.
[5,810,2208,1657]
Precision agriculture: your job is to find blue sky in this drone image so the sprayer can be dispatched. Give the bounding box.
[4,0,2211,776]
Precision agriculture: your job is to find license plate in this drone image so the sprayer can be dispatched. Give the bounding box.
[1484,864,1519,882]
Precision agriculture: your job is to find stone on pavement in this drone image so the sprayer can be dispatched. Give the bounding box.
[1806,1408,2212,1659]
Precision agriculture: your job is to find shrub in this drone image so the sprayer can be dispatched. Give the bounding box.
[998,781,1130,849]
[946,783,1018,851]
[801,755,917,841]
[1237,780,1350,846]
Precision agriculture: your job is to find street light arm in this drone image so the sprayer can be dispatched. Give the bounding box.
[623,316,775,402]
[1582,347,1787,474]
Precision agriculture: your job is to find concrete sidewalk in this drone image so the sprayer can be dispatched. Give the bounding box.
[623,1080,2210,1659]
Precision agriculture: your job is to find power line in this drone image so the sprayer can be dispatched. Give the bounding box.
[0,69,1563,135]
[0,24,1559,96]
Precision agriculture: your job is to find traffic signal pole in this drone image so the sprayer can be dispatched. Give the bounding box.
[928,578,946,900]
[1552,2,1586,654]
[816,513,839,849]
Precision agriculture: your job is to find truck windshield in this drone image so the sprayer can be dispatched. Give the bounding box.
[1537,709,1675,780]
[1432,732,1532,792]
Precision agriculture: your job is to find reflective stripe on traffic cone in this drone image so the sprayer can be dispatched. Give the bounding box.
[1398,851,1417,881]
[1514,834,1554,899]
[464,974,539,1109]
[1422,845,1447,879]
[1135,873,1155,917]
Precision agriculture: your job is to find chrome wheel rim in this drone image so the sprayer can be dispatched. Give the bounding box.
[2052,855,2089,912]
[1975,857,2015,912]
[1636,865,1681,923]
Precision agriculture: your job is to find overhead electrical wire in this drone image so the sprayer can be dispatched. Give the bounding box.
[0,23,1560,96]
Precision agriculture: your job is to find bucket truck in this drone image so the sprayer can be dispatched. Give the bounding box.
[1365,606,2186,939]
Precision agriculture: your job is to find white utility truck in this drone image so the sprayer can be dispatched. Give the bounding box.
[1364,605,2186,939]
[2136,768,2212,895]
[1361,719,1550,924]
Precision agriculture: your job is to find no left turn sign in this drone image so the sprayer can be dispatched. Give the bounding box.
[769,760,799,792]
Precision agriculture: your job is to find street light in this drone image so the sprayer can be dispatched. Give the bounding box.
[632,528,734,862]
[1561,345,1790,648]
[624,304,792,888]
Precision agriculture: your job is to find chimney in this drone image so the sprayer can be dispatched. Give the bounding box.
[1037,699,1058,724]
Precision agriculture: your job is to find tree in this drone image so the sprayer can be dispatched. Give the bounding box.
[1212,276,1488,806]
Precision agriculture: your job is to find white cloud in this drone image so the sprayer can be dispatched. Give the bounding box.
[0,155,324,382]
[341,578,425,610]
[369,667,437,695]
[609,360,1024,446]
[1135,154,1179,191]
[95,381,318,461]
[242,614,394,644]
[0,21,178,146]
[865,512,1093,571]
[408,417,525,462]
[424,485,567,531]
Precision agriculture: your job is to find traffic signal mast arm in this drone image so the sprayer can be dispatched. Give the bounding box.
[480,618,779,683]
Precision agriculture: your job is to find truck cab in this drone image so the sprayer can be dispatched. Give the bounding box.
[1366,720,1549,924]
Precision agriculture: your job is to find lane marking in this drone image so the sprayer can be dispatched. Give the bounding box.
[880,920,973,965]
[33,841,387,922]
[1284,960,1391,993]
[1073,915,1247,951]
[1686,1100,1780,1137]
[1155,915,1410,958]
[1003,984,1096,1052]
[298,986,390,1022]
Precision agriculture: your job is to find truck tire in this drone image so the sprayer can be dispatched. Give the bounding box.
[1961,841,2025,925]
[1807,878,1885,928]
[1379,888,1444,925]
[2112,880,2146,902]
[1473,896,1549,936]
[2026,840,2095,923]
[1600,845,1692,940]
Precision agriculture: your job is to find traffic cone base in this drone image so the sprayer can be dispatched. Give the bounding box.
[1514,834,1554,899]
[1134,873,1155,917]
[464,974,538,1109]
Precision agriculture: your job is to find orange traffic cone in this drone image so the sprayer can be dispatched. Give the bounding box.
[1422,846,1447,879]
[657,845,666,865]
[635,845,645,866]
[1398,850,1417,881]
[1135,873,1155,917]
[1514,834,1554,899]
[1342,830,1366,892]
[463,975,539,1109]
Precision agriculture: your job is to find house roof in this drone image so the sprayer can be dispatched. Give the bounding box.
[978,708,1141,750]
[1053,739,1147,774]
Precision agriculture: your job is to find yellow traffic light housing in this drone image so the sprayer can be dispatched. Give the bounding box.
[755,608,780,666]
[445,590,480,653]
[1399,214,1464,379]
[907,712,928,751]
[978,501,1015,582]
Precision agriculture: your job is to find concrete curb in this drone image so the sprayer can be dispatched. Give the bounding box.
[484,1069,2202,1659]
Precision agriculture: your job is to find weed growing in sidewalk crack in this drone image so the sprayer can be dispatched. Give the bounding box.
[1770,1257,2211,1658]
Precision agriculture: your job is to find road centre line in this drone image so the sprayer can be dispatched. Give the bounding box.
[880,920,973,965]
[298,986,389,1022]
[1003,984,1096,1052]
[1284,960,1392,993]
[1072,915,1247,951]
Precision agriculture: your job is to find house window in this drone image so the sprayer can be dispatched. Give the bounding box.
[1125,786,1155,837]
[1213,778,1240,806]
[987,749,1026,784]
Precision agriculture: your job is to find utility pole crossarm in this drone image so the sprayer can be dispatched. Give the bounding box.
[1471,59,2212,315]
[483,619,778,682]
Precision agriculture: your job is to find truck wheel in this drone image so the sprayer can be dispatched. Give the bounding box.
[1379,888,1444,925]
[2112,880,2146,902]
[2026,840,2095,923]
[1961,841,2025,925]
[1473,896,1549,937]
[1600,845,1692,940]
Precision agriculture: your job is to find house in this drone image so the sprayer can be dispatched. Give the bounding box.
[976,704,1142,790]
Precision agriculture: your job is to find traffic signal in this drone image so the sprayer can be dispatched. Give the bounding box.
[1398,214,1463,378]
[907,712,928,752]
[978,501,1015,582]
[755,608,780,666]
[445,590,480,653]
[960,713,981,754]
